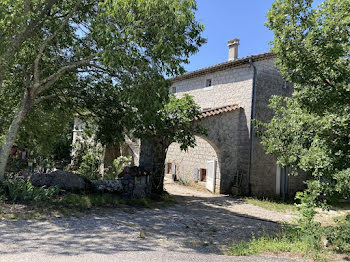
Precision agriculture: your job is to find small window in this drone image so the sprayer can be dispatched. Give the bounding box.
[206,79,212,87]
[200,168,207,182]
[171,86,177,93]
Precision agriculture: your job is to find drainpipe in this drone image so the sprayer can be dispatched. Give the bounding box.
[248,57,257,196]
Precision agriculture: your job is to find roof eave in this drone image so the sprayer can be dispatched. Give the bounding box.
[170,52,276,83]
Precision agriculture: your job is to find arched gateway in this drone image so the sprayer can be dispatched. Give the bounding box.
[165,104,249,194]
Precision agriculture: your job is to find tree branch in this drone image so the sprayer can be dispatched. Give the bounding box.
[34,0,83,86]
[323,78,336,89]
[33,94,57,105]
[37,57,95,95]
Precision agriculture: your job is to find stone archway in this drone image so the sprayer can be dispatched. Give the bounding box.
[164,105,250,194]
[165,135,221,192]
[138,105,250,194]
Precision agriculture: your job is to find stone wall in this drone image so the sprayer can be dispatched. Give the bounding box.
[91,166,152,198]
[165,136,220,189]
[168,57,308,197]
[165,109,245,193]
[172,63,253,135]
[250,58,298,197]
[169,62,255,193]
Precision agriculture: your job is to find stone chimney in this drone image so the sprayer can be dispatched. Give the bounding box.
[228,38,240,61]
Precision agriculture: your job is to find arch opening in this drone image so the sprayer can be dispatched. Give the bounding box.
[165,135,221,193]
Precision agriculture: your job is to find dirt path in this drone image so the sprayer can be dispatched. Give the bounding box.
[166,183,295,223]
[0,183,303,262]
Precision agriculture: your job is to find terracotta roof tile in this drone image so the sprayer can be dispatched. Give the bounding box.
[198,104,241,119]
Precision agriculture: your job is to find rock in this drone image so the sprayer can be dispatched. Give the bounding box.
[118,166,150,178]
[30,170,86,191]
[139,229,147,239]
[90,180,122,193]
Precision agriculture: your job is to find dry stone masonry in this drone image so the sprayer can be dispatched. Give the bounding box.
[90,166,152,198]
[157,39,307,197]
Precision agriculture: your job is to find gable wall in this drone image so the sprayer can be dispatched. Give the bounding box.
[167,57,306,196]
[172,63,253,135]
[168,63,255,193]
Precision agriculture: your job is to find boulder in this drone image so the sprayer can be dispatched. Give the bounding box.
[30,170,86,191]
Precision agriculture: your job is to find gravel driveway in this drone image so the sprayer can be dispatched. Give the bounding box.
[0,183,302,262]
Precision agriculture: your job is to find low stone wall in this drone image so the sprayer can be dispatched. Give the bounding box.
[90,180,122,193]
[91,166,152,198]
[120,173,151,198]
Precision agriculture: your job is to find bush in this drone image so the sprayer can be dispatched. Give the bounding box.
[177,177,191,186]
[104,156,131,180]
[327,214,350,254]
[1,179,60,202]
[78,151,101,180]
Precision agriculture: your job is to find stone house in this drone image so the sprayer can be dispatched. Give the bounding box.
[164,39,308,197]
[72,38,308,197]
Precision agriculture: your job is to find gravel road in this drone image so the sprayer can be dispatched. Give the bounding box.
[0,183,302,262]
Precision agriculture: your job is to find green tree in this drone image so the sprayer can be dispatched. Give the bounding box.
[138,94,206,194]
[83,91,205,193]
[259,0,350,210]
[0,0,205,180]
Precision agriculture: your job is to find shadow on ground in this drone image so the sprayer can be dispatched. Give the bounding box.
[0,189,282,257]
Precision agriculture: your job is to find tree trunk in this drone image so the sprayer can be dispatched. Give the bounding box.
[139,136,169,195]
[0,91,32,180]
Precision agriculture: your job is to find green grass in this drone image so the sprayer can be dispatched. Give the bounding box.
[228,227,330,261]
[56,191,176,210]
[0,191,176,220]
[243,198,297,213]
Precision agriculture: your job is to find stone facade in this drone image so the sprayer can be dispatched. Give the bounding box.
[163,47,306,197]
[166,135,220,191]
[72,41,308,198]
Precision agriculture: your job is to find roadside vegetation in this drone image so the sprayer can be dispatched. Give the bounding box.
[0,179,175,220]
[229,213,350,261]
[0,0,206,224]
[243,198,297,213]
[229,0,350,259]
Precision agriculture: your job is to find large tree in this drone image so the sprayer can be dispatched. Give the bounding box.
[259,0,350,206]
[0,0,205,180]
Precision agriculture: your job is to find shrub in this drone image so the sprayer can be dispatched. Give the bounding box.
[327,214,350,254]
[2,179,60,202]
[177,177,190,186]
[104,156,131,180]
[78,151,101,180]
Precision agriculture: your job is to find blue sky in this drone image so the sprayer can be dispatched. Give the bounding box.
[184,0,323,72]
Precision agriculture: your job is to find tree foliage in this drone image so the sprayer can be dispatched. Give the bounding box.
[259,0,350,205]
[0,0,205,179]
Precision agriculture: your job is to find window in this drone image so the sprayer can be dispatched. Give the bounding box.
[206,79,212,87]
[200,168,207,182]
[171,86,177,93]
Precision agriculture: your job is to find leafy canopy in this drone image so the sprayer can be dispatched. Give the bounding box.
[259,0,350,205]
[0,0,205,175]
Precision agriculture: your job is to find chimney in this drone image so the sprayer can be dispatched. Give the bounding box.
[228,38,240,61]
